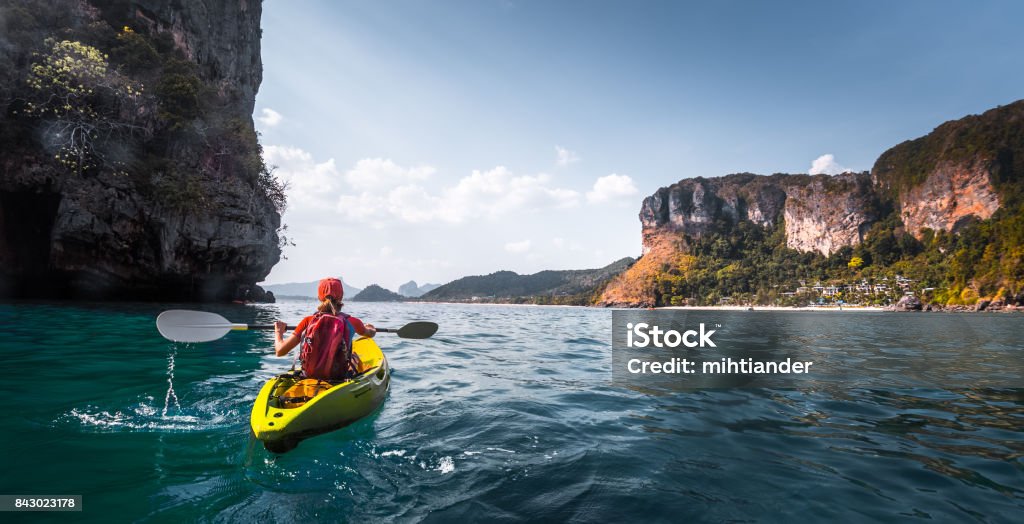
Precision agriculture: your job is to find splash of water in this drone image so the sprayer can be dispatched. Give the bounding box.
[162,345,182,417]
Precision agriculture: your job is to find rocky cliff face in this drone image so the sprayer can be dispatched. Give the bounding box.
[129,0,262,115]
[894,160,1000,237]
[783,173,875,255]
[637,172,875,256]
[640,174,785,236]
[0,0,281,301]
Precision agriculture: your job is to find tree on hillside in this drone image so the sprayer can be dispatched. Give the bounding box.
[20,38,147,175]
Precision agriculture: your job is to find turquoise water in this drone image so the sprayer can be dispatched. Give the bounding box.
[0,301,1022,522]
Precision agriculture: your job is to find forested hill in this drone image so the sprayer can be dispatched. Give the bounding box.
[352,284,405,302]
[422,257,634,305]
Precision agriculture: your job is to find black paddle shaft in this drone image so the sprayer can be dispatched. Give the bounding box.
[248,325,393,331]
[251,322,437,339]
[248,325,407,334]
[249,324,296,331]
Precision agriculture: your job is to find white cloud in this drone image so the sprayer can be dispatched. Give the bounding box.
[447,167,580,216]
[257,108,283,127]
[264,146,584,228]
[338,163,579,225]
[808,154,852,175]
[262,145,341,209]
[586,173,638,204]
[505,240,531,253]
[344,157,435,193]
[555,146,580,166]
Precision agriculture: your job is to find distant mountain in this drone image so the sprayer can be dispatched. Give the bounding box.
[261,279,363,299]
[397,280,443,297]
[421,258,635,305]
[352,284,406,302]
[398,281,420,297]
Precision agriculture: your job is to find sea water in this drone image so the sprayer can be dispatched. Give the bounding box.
[0,300,1021,522]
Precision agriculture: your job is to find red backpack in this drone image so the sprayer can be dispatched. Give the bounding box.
[299,312,356,381]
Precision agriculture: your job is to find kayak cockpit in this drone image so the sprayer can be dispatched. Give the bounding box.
[267,337,384,409]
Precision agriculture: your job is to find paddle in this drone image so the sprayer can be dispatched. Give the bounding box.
[156,309,438,343]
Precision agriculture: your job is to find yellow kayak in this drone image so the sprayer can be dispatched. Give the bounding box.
[250,337,390,453]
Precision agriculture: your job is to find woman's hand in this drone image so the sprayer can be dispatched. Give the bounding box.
[364,323,377,338]
[273,321,300,357]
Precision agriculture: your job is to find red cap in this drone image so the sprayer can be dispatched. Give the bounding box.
[317,277,344,301]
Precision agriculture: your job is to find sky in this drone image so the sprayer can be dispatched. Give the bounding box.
[255,0,1024,290]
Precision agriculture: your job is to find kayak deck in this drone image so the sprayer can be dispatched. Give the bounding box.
[250,337,390,452]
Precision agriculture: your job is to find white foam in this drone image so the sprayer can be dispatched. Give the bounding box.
[437,456,455,474]
[58,399,234,433]
[381,449,407,457]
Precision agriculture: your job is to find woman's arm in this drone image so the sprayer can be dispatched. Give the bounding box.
[274,321,301,356]
[350,316,376,338]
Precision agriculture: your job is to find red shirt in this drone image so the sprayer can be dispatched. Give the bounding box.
[293,313,367,338]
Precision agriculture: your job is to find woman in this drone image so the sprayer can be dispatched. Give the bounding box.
[273,277,376,379]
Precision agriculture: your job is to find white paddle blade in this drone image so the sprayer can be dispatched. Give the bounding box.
[156,310,242,343]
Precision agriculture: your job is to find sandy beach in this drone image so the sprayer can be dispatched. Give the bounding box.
[657,305,887,312]
[410,300,887,311]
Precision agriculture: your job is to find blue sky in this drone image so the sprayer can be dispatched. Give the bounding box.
[256,0,1024,289]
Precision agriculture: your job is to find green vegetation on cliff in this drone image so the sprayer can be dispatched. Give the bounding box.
[650,213,920,306]
[647,191,1023,307]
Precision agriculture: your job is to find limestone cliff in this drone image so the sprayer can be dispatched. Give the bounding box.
[893,160,1000,238]
[637,172,875,257]
[0,0,283,301]
[601,100,1024,307]
[782,173,876,255]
